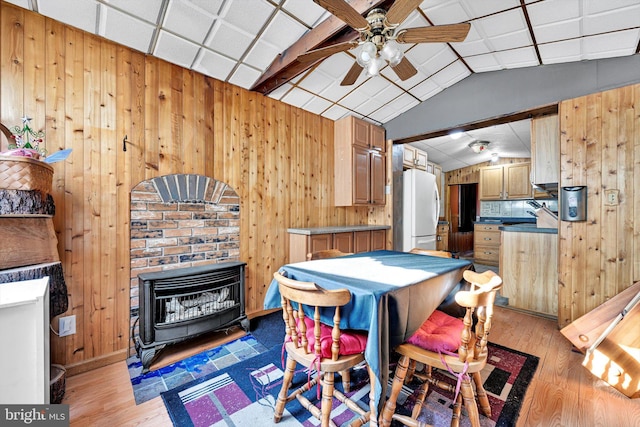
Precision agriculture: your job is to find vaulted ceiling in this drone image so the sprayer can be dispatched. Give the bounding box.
[5,0,640,169]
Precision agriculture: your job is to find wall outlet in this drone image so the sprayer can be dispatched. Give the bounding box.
[59,315,76,337]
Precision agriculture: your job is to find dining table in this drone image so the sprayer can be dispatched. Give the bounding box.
[263,249,473,413]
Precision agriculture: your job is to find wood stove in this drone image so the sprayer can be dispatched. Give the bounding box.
[135,261,248,372]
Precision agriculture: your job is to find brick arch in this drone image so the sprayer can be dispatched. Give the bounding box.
[128,174,240,355]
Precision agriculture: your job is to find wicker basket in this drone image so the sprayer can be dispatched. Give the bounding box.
[0,155,53,194]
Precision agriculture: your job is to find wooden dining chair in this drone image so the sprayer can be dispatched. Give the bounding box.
[273,271,376,427]
[408,248,453,258]
[306,248,354,261]
[380,269,503,427]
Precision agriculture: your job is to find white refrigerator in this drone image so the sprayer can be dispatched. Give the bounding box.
[403,168,440,251]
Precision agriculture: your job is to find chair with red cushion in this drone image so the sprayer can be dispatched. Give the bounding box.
[272,271,376,427]
[380,269,503,427]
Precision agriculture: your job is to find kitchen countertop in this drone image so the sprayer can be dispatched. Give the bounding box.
[500,223,558,234]
[287,224,390,235]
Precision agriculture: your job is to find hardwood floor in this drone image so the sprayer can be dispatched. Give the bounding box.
[63,307,640,426]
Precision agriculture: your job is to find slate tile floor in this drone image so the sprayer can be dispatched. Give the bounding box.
[127,334,267,404]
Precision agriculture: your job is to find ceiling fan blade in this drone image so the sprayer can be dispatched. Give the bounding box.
[340,62,363,86]
[298,40,358,62]
[314,0,369,30]
[391,57,418,81]
[396,23,471,43]
[385,0,423,26]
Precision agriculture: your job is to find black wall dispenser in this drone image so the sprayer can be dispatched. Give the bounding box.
[560,186,587,221]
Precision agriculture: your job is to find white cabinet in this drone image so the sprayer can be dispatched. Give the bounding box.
[0,277,50,403]
[402,145,427,170]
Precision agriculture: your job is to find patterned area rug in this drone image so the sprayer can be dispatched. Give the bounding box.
[161,341,539,427]
[127,334,268,404]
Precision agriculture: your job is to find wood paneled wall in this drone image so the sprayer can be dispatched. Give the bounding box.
[558,84,640,327]
[0,2,389,370]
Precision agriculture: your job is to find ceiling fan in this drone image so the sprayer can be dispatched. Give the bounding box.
[298,0,471,85]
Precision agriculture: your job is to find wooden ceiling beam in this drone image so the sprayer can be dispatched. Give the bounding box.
[250,0,392,95]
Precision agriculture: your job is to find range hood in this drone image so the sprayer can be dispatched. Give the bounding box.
[532,182,558,198]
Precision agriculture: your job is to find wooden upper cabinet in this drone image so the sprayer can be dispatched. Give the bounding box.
[479,162,532,200]
[531,114,559,185]
[402,145,427,170]
[335,116,387,206]
[479,165,504,200]
[504,163,533,199]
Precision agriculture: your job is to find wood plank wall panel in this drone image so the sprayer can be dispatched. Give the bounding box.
[0,2,383,368]
[558,84,639,328]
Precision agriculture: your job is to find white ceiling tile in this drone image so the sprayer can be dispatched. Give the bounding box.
[319,80,363,103]
[282,0,328,27]
[188,0,225,15]
[420,1,472,25]
[339,90,369,110]
[410,78,444,101]
[192,48,236,81]
[267,83,293,101]
[527,0,580,26]
[206,21,255,61]
[101,0,164,23]
[585,0,640,16]
[38,0,98,34]
[494,47,539,68]
[281,87,316,108]
[301,96,333,115]
[475,9,528,39]
[488,29,532,51]
[221,0,273,35]
[463,53,503,72]
[408,43,450,67]
[153,30,201,68]
[101,6,155,54]
[463,0,521,17]
[297,69,337,93]
[227,63,261,89]
[531,19,582,44]
[582,30,640,59]
[243,39,281,70]
[538,39,583,64]
[583,4,640,35]
[163,0,216,44]
[321,105,351,121]
[261,11,308,51]
[354,98,386,116]
[453,36,492,57]
[430,61,471,87]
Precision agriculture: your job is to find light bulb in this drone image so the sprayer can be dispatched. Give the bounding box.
[381,40,403,66]
[365,56,385,77]
[357,41,377,66]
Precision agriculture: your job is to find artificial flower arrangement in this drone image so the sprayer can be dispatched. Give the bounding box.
[1,116,71,164]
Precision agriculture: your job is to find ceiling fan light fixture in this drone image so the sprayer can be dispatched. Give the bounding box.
[365,56,385,77]
[357,41,377,66]
[381,39,403,65]
[468,140,490,153]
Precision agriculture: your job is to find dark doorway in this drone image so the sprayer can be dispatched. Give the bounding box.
[449,184,477,253]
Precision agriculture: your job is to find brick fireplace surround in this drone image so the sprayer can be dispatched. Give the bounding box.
[129,174,240,355]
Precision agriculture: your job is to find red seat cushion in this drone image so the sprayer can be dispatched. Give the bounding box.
[406,310,464,353]
[297,316,367,358]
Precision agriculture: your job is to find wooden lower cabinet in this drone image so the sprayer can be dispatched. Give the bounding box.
[436,223,449,251]
[500,231,558,316]
[473,223,500,266]
[289,228,388,263]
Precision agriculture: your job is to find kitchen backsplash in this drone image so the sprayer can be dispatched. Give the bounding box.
[480,199,558,218]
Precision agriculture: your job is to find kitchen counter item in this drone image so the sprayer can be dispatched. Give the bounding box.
[500,224,557,234]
